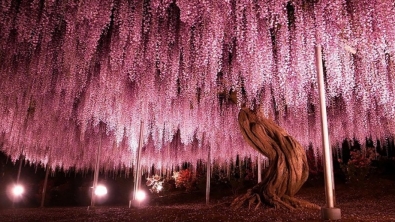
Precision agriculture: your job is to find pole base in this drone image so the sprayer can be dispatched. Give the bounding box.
[129,200,144,208]
[321,207,341,220]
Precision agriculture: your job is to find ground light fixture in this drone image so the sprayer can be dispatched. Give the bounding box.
[12,184,24,197]
[94,185,108,197]
[129,189,147,208]
[135,190,146,202]
[9,184,25,205]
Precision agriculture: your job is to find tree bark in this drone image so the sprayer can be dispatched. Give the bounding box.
[231,108,319,210]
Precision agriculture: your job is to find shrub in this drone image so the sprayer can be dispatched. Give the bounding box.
[146,175,164,193]
[173,169,196,192]
[339,147,376,184]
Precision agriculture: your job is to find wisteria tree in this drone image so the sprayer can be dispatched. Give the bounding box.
[1,0,395,209]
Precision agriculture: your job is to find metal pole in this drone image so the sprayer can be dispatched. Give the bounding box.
[257,155,262,183]
[40,161,50,207]
[206,145,211,205]
[13,153,24,207]
[16,154,23,184]
[315,45,341,220]
[131,121,144,207]
[90,127,102,208]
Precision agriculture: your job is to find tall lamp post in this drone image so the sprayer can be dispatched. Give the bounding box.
[206,145,211,205]
[315,45,341,220]
[12,152,24,207]
[130,120,144,207]
[89,125,102,209]
[40,149,51,208]
[257,154,262,183]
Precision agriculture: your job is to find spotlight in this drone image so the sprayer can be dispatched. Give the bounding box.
[94,185,108,197]
[135,190,146,202]
[12,184,24,196]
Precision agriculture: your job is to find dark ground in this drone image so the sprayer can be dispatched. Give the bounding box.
[1,176,394,222]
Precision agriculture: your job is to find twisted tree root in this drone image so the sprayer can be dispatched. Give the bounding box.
[231,186,320,210]
[232,108,321,211]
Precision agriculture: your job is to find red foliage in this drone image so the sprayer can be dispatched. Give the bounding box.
[173,169,196,192]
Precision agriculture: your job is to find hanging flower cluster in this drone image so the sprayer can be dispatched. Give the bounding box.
[0,0,394,171]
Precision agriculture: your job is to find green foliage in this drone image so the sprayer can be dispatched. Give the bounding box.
[229,177,244,195]
[226,160,256,195]
[306,145,323,176]
[339,147,376,184]
[373,156,395,176]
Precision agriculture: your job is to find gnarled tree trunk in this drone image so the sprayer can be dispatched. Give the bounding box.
[231,108,319,210]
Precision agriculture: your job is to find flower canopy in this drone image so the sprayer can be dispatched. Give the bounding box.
[0,0,394,170]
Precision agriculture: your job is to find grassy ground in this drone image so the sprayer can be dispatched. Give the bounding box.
[1,175,394,221]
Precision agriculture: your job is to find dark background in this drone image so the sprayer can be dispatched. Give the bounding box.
[0,151,135,208]
[1,137,395,209]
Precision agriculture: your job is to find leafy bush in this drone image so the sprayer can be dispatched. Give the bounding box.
[172,169,197,192]
[145,175,164,193]
[339,147,376,184]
